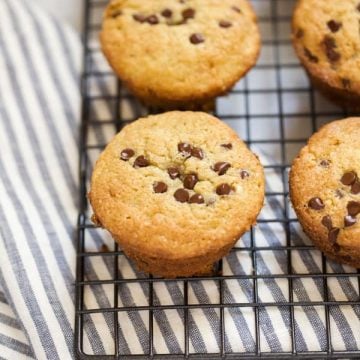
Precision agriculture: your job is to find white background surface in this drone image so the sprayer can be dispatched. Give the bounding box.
[32,0,83,31]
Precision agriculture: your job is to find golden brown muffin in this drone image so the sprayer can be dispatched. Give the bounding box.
[290,118,360,268]
[292,0,360,109]
[89,111,265,277]
[100,0,261,110]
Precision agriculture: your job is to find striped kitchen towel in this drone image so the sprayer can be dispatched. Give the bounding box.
[0,0,360,359]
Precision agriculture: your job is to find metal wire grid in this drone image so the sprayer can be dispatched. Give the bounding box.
[75,0,360,358]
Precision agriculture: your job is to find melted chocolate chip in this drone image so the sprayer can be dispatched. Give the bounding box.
[189,193,205,204]
[120,148,135,161]
[333,242,341,252]
[182,8,195,19]
[240,170,250,179]
[216,183,231,195]
[321,215,333,230]
[347,201,360,216]
[335,189,344,198]
[308,197,325,210]
[327,20,342,33]
[304,47,319,63]
[161,9,172,18]
[111,9,122,18]
[320,160,330,167]
[178,142,192,156]
[133,14,146,23]
[190,33,205,44]
[168,167,180,180]
[344,215,357,227]
[221,143,233,149]
[323,35,340,62]
[231,6,241,13]
[351,180,360,195]
[146,14,159,25]
[153,181,168,193]
[191,147,204,159]
[296,28,304,38]
[219,20,232,28]
[174,189,189,203]
[183,174,198,190]
[134,155,149,168]
[357,3,360,11]
[178,142,191,152]
[213,162,231,176]
[341,171,357,186]
[328,227,340,244]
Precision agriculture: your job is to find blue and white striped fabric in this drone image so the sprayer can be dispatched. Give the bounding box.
[0,0,359,359]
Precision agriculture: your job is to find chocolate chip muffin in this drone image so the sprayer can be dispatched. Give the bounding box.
[89,111,265,277]
[290,118,360,268]
[100,0,260,110]
[292,0,360,109]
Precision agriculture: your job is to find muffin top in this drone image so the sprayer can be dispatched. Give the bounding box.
[290,118,360,254]
[101,0,260,105]
[292,0,360,94]
[89,111,264,260]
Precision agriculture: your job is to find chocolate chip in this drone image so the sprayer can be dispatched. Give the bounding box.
[221,143,232,149]
[344,215,357,227]
[323,35,340,62]
[240,170,250,179]
[219,20,232,28]
[120,148,135,161]
[347,201,360,216]
[335,189,344,198]
[100,244,110,252]
[134,155,149,168]
[178,142,192,158]
[327,20,342,33]
[320,160,330,167]
[183,174,198,190]
[174,189,189,203]
[357,3,360,11]
[133,14,146,23]
[213,162,231,176]
[178,142,192,155]
[341,171,357,186]
[182,8,195,19]
[146,14,159,25]
[308,197,325,210]
[161,9,172,18]
[191,147,204,159]
[190,33,205,44]
[153,181,168,193]
[342,78,351,89]
[304,47,319,63]
[231,6,241,13]
[111,9,122,18]
[333,242,341,252]
[168,167,180,180]
[328,227,340,244]
[189,193,205,204]
[216,183,231,195]
[296,28,304,38]
[321,215,333,230]
[351,180,360,195]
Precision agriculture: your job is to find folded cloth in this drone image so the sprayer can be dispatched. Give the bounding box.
[0,0,359,359]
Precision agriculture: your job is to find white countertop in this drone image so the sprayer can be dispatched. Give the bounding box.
[32,0,83,32]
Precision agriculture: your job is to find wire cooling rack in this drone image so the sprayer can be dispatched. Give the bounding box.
[75,0,360,358]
